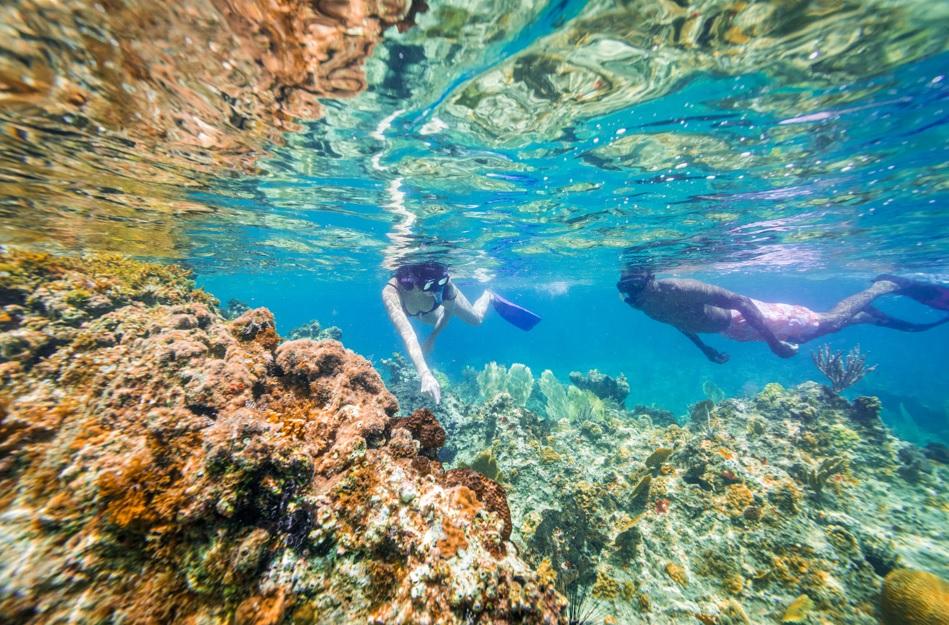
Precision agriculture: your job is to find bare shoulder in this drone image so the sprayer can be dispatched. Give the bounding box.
[659,277,712,290]
[655,278,714,296]
[382,281,401,303]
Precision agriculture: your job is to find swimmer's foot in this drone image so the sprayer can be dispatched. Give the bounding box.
[874,274,949,311]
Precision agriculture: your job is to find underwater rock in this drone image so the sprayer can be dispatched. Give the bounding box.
[0,250,562,625]
[387,407,446,459]
[630,404,678,427]
[881,568,949,625]
[923,442,949,465]
[852,395,883,423]
[443,468,512,545]
[568,368,629,406]
[222,298,251,320]
[897,445,933,483]
[286,319,343,342]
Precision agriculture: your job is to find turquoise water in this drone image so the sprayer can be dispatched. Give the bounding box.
[1,1,948,440]
[189,8,948,444]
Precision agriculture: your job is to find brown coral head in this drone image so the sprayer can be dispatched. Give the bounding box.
[442,468,512,549]
[387,408,446,459]
[230,308,279,348]
[881,568,949,625]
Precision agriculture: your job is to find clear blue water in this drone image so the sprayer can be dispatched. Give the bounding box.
[3,0,949,442]
[188,12,948,444]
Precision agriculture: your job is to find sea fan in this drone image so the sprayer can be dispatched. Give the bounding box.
[812,344,877,393]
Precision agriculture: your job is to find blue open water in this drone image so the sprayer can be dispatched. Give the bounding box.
[190,18,949,444]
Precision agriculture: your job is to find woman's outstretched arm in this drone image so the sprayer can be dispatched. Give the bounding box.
[382,285,441,403]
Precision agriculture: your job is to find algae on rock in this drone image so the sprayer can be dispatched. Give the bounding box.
[0,250,563,625]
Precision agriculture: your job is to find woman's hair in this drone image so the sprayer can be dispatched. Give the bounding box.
[394,262,449,289]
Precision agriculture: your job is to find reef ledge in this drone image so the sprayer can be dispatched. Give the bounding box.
[0,250,563,625]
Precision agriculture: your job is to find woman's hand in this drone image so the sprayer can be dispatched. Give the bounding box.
[420,371,441,404]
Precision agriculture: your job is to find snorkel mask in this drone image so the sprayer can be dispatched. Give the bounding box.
[395,262,451,300]
[617,268,654,305]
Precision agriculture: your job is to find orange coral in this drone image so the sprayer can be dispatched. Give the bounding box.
[437,518,469,557]
[665,562,689,587]
[443,468,512,546]
[723,483,755,516]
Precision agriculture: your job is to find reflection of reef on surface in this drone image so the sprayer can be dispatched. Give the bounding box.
[0,250,562,625]
[441,0,946,146]
[382,359,949,625]
[0,0,423,256]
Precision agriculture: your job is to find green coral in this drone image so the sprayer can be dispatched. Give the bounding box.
[539,370,606,423]
[464,448,502,481]
[477,362,534,406]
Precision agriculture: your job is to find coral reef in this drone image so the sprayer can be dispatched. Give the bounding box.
[569,369,629,406]
[341,351,948,624]
[440,365,948,624]
[286,319,343,342]
[0,250,562,625]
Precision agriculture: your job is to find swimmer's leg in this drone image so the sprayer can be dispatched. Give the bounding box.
[452,288,493,325]
[810,280,902,337]
[859,306,949,332]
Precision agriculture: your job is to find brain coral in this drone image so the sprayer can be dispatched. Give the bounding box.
[881,568,949,625]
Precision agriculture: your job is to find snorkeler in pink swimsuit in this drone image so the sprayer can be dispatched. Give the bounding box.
[617,269,949,363]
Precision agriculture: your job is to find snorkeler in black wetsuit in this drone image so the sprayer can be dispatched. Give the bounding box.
[617,269,949,363]
[382,262,494,404]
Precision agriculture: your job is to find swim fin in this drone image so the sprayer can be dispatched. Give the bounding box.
[492,294,542,331]
[875,274,949,311]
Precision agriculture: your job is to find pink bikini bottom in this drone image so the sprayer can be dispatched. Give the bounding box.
[723,299,821,342]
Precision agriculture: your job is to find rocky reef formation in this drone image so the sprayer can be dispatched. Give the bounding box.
[383,358,948,624]
[0,250,562,625]
[568,369,629,406]
[287,319,343,343]
[0,0,424,255]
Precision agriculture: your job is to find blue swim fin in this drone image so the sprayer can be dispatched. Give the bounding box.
[492,294,542,331]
